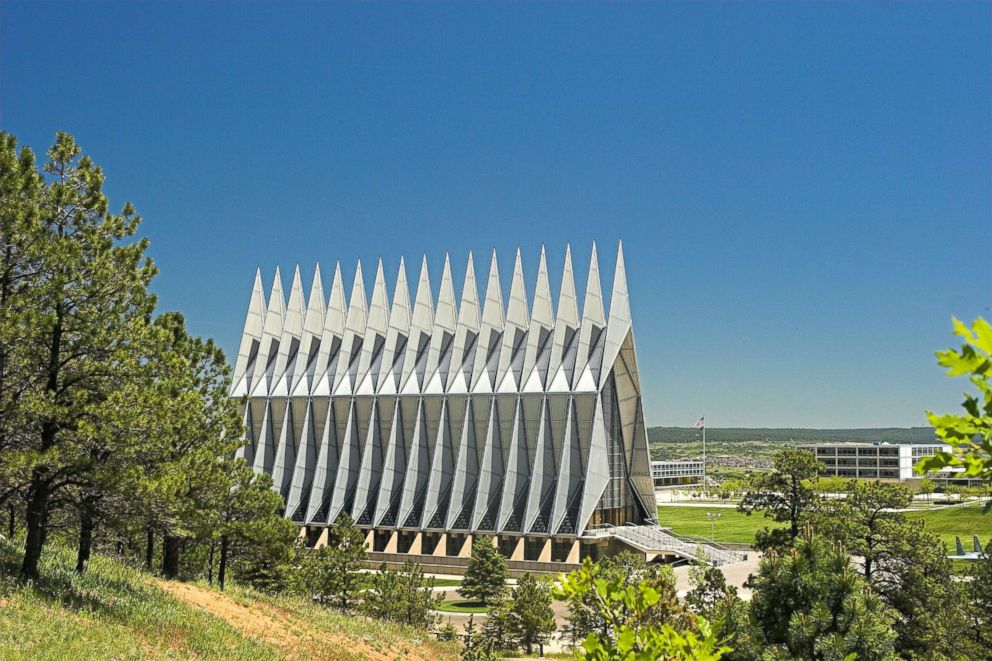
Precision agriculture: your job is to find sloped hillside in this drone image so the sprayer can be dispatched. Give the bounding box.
[0,539,459,661]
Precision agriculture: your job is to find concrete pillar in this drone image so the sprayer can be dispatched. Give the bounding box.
[315,528,329,548]
[433,533,447,556]
[364,529,374,551]
[297,526,307,540]
[510,537,525,561]
[565,540,580,564]
[384,531,398,553]
[458,534,473,558]
[538,538,552,563]
[409,532,422,555]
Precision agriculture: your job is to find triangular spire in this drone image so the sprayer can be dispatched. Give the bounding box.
[389,257,412,334]
[600,240,633,387]
[573,242,606,390]
[311,262,347,396]
[231,268,267,396]
[448,251,481,391]
[356,259,390,393]
[522,246,554,391]
[289,264,327,396]
[471,249,505,392]
[333,261,369,394]
[379,257,412,394]
[426,254,458,390]
[270,265,306,396]
[547,244,580,389]
[495,248,529,393]
[400,256,434,393]
[249,267,286,396]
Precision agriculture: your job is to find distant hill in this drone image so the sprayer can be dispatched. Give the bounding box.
[647,427,938,444]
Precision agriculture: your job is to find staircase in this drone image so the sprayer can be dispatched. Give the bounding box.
[592,524,747,567]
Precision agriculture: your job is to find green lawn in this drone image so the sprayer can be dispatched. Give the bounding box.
[658,506,784,544]
[431,578,462,587]
[436,599,488,614]
[658,501,991,548]
[907,502,991,549]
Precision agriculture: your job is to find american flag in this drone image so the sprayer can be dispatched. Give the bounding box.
[693,416,704,429]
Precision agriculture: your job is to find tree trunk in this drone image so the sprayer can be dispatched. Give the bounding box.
[7,504,14,538]
[162,535,181,579]
[20,475,49,580]
[22,306,64,581]
[218,535,229,591]
[207,539,215,585]
[75,507,94,573]
[145,527,154,571]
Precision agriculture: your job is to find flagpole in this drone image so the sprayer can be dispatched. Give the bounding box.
[702,418,707,497]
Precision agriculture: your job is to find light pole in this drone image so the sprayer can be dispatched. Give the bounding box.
[706,512,721,543]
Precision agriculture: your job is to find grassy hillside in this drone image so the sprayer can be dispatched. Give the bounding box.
[906,502,991,549]
[0,538,459,661]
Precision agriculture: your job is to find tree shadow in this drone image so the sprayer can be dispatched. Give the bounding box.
[0,538,162,625]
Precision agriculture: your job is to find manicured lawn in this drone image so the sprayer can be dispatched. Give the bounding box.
[659,501,991,549]
[431,578,462,587]
[907,502,991,549]
[657,506,784,544]
[436,599,488,614]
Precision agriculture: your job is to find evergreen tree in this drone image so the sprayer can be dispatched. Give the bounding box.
[962,539,992,651]
[4,132,159,580]
[460,614,498,661]
[815,480,978,658]
[738,449,822,551]
[0,133,42,517]
[508,573,556,655]
[362,560,442,629]
[218,462,297,591]
[480,598,514,653]
[460,536,507,606]
[686,563,736,619]
[745,529,898,660]
[323,514,367,610]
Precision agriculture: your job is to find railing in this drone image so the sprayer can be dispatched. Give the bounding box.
[591,524,747,567]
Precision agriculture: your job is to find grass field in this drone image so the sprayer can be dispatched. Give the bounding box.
[659,501,991,548]
[906,502,991,549]
[436,598,488,614]
[0,538,459,661]
[658,506,784,543]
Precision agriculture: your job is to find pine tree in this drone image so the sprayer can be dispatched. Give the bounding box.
[323,513,368,610]
[7,132,158,580]
[508,573,556,655]
[460,536,507,606]
[746,528,898,660]
[738,449,822,551]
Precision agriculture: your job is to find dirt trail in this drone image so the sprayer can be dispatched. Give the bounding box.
[155,579,446,661]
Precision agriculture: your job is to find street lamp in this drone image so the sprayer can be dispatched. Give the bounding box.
[706,512,721,543]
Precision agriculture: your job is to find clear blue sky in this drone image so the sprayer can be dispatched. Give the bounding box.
[2,2,989,428]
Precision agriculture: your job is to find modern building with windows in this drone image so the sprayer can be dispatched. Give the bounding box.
[650,460,704,488]
[802,442,982,486]
[230,243,740,570]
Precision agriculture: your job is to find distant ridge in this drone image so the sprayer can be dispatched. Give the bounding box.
[647,427,938,444]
